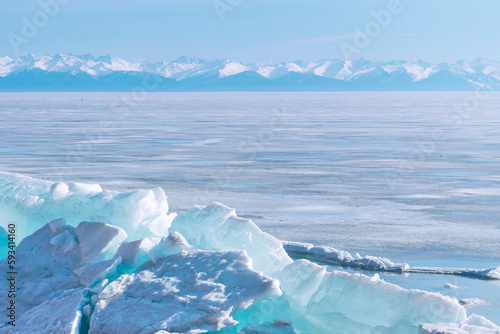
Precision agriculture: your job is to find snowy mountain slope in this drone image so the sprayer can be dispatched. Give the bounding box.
[1,54,500,91]
[0,54,143,77]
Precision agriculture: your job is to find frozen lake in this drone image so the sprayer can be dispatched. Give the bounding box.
[0,92,499,265]
[1,91,500,324]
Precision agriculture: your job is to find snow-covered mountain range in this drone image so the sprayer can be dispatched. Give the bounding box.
[1,53,500,91]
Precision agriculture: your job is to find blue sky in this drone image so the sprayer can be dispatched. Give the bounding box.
[0,0,498,63]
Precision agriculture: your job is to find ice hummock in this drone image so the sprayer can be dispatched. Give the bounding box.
[0,219,280,334]
[0,171,176,242]
[283,241,409,272]
[0,171,498,333]
[170,202,293,276]
[0,220,84,317]
[276,260,467,333]
[90,250,281,334]
[284,241,500,280]
[5,289,87,334]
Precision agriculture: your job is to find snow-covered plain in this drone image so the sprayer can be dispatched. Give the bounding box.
[0,92,500,332]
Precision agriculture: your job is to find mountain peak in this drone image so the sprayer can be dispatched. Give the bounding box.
[0,53,499,91]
